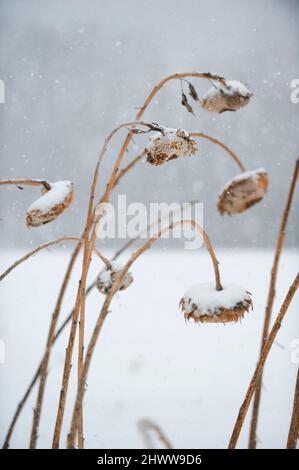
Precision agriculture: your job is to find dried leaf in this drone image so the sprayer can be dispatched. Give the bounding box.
[181,92,194,115]
[188,83,199,101]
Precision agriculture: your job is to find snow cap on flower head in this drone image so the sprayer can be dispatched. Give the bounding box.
[217,168,268,215]
[26,180,74,227]
[179,282,253,324]
[145,127,197,166]
[201,80,252,113]
[96,262,133,295]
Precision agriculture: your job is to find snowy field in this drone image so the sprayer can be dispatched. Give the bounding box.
[0,248,298,449]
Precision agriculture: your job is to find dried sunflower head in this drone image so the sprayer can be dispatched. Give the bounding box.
[201,80,252,113]
[179,282,253,324]
[217,168,268,215]
[96,262,133,295]
[26,180,74,227]
[145,127,197,166]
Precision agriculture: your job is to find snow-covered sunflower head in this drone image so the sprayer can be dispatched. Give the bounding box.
[96,262,133,295]
[217,168,268,215]
[201,80,252,114]
[179,282,253,324]
[145,127,197,166]
[26,180,74,227]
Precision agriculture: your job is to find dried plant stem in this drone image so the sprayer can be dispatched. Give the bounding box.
[52,121,157,448]
[53,74,226,446]
[93,248,110,267]
[228,272,299,449]
[114,152,145,186]
[2,148,147,449]
[248,159,299,449]
[77,288,85,449]
[3,365,40,449]
[190,132,246,172]
[67,219,221,447]
[135,72,225,117]
[287,368,299,448]
[0,179,51,190]
[28,240,82,449]
[138,419,173,449]
[5,71,226,448]
[0,237,84,282]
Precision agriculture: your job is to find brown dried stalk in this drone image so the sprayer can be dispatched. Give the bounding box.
[67,219,221,447]
[3,149,147,449]
[49,72,229,448]
[0,179,51,190]
[228,272,299,448]
[138,418,173,449]
[52,121,167,448]
[77,286,85,448]
[248,159,299,448]
[0,237,84,282]
[190,132,246,172]
[28,240,82,449]
[6,71,230,448]
[114,152,145,186]
[12,237,107,449]
[29,149,144,449]
[2,241,83,449]
[287,368,299,449]
[3,208,164,448]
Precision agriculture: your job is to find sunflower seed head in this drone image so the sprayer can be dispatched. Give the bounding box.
[145,127,197,166]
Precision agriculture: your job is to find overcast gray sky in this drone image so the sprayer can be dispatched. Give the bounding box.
[0,0,298,249]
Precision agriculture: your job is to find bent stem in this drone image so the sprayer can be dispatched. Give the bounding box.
[3,210,166,448]
[14,236,106,449]
[4,237,106,449]
[286,368,299,449]
[49,72,228,447]
[6,71,228,448]
[3,147,147,449]
[0,179,51,190]
[28,240,82,449]
[190,132,246,172]
[228,272,299,449]
[67,219,221,447]
[248,158,299,449]
[0,237,84,282]
[138,419,173,449]
[51,121,164,449]
[77,288,85,449]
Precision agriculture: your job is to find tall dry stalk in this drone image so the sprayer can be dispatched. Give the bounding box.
[44,72,230,448]
[248,159,299,448]
[0,237,83,282]
[0,235,106,449]
[3,129,243,447]
[228,272,299,448]
[51,70,227,446]
[51,121,172,448]
[67,219,221,447]
[26,151,143,449]
[2,71,243,448]
[286,368,299,449]
[27,241,83,449]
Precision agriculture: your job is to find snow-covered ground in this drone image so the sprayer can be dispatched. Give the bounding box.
[0,248,298,449]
